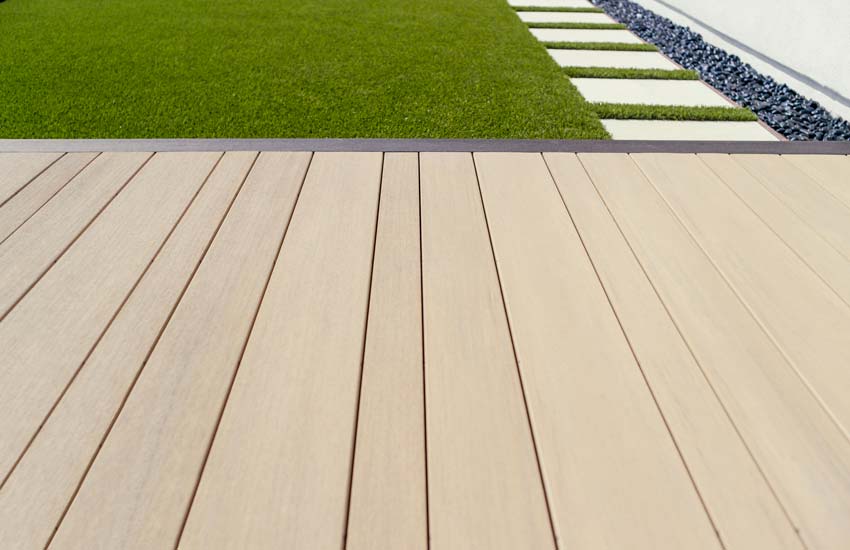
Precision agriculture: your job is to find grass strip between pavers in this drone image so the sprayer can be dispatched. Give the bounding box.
[591,103,759,121]
[564,67,699,80]
[527,22,626,30]
[512,6,605,12]
[543,41,658,51]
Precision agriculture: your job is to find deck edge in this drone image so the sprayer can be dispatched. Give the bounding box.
[0,139,848,154]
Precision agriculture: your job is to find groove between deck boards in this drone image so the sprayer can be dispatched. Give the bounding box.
[1,151,849,549]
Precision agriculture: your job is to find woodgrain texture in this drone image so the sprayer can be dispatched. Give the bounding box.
[420,152,554,550]
[346,153,427,550]
[0,152,217,481]
[581,152,850,550]
[0,150,847,550]
[0,153,98,243]
[178,152,382,550]
[0,153,62,206]
[0,152,256,550]
[547,152,803,550]
[48,152,310,549]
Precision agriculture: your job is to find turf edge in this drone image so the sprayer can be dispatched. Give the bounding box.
[527,22,626,30]
[563,67,699,80]
[591,103,759,121]
[512,6,605,12]
[542,41,658,51]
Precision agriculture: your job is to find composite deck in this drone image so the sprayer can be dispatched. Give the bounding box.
[1,148,849,549]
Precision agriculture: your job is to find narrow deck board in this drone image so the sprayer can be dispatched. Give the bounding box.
[784,154,850,209]
[0,153,62,206]
[581,152,850,550]
[419,153,554,550]
[546,152,803,550]
[48,152,310,549]
[0,152,151,318]
[701,153,850,306]
[733,154,850,260]
[0,152,218,482]
[634,153,850,436]
[0,152,256,550]
[475,152,720,550]
[346,153,427,550]
[178,152,382,549]
[0,153,98,243]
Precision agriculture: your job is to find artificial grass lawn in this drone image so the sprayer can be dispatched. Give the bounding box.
[512,6,605,12]
[0,0,608,139]
[543,41,659,51]
[527,22,627,30]
[563,67,699,80]
[592,103,759,121]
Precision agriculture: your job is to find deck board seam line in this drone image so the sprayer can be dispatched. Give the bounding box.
[34,151,230,545]
[416,152,432,550]
[0,152,155,323]
[0,152,227,492]
[0,152,66,210]
[697,155,850,313]
[573,153,808,546]
[777,155,850,212]
[342,153,386,550]
[545,153,731,548]
[0,152,103,248]
[732,156,850,264]
[171,152,315,549]
[471,152,560,550]
[628,154,850,446]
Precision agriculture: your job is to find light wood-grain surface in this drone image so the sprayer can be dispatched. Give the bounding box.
[0,150,848,550]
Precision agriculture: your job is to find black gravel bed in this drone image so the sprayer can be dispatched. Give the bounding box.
[591,0,850,141]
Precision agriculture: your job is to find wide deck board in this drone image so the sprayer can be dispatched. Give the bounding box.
[0,153,62,206]
[48,152,310,549]
[475,152,719,550]
[0,149,848,550]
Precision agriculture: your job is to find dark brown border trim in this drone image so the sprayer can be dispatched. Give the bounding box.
[0,139,848,154]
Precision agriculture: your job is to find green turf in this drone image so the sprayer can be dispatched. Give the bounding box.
[527,22,626,30]
[512,6,605,12]
[0,0,609,139]
[591,104,759,121]
[563,67,700,80]
[543,41,659,51]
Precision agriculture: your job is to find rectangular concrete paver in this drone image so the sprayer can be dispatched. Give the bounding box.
[602,120,778,140]
[548,49,679,69]
[518,11,615,24]
[508,0,595,7]
[530,28,644,44]
[572,78,734,106]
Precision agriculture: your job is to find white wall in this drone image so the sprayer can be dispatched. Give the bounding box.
[641,0,850,119]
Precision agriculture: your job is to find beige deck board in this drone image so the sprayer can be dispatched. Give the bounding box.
[734,154,850,261]
[546,152,803,550]
[179,152,382,549]
[784,154,850,209]
[475,152,720,550]
[0,152,151,318]
[0,153,62,206]
[0,152,218,482]
[701,153,850,307]
[0,148,849,549]
[420,152,554,549]
[581,152,850,550]
[48,152,310,549]
[634,153,850,436]
[346,153,427,550]
[0,153,98,243]
[0,152,256,550]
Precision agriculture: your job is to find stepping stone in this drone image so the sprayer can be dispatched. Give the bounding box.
[571,78,733,107]
[601,120,779,140]
[518,11,615,24]
[548,49,679,69]
[530,28,644,44]
[508,0,595,7]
